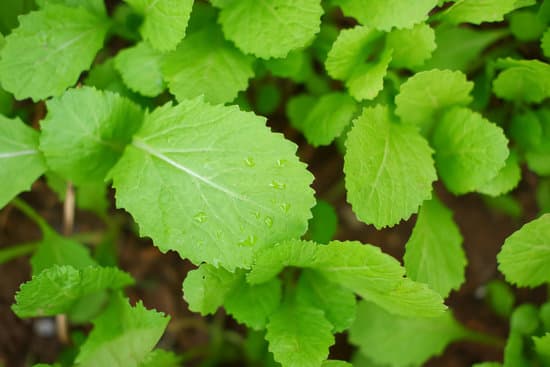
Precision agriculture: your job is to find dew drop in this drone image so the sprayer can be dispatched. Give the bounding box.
[276,159,287,167]
[253,211,261,220]
[193,211,208,223]
[244,157,255,167]
[269,180,287,190]
[238,234,257,247]
[264,216,273,228]
[280,203,291,212]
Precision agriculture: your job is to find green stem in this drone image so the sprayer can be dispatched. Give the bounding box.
[11,197,52,234]
[464,329,506,348]
[0,241,39,265]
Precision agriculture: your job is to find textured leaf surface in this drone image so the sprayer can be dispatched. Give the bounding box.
[404,197,466,297]
[346,48,392,101]
[441,0,534,25]
[498,214,550,287]
[335,0,437,31]
[344,105,436,229]
[386,23,436,69]
[39,87,144,184]
[162,28,254,104]
[225,277,282,330]
[477,150,521,197]
[0,115,46,208]
[493,58,550,103]
[115,42,165,97]
[350,301,468,367]
[432,107,509,195]
[0,4,109,101]
[218,0,323,59]
[30,230,96,275]
[124,0,193,51]
[12,265,134,317]
[76,294,169,367]
[111,98,315,270]
[139,349,181,367]
[543,28,550,58]
[36,0,106,15]
[296,270,356,332]
[249,240,446,317]
[182,264,241,315]
[395,69,473,135]
[266,302,334,367]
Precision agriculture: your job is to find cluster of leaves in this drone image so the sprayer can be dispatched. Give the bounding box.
[2,0,550,366]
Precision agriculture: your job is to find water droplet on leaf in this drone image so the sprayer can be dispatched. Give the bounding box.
[244,157,255,167]
[280,203,291,212]
[238,234,257,247]
[276,159,287,167]
[264,216,273,227]
[193,212,208,223]
[270,180,286,190]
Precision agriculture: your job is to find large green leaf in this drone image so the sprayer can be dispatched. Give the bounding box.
[123,0,193,51]
[440,0,535,25]
[498,214,550,287]
[39,87,144,184]
[431,107,509,195]
[0,4,109,101]
[266,301,334,367]
[350,301,469,367]
[162,27,254,104]
[404,197,466,297]
[334,0,437,31]
[111,98,315,270]
[493,58,550,103]
[344,105,436,229]
[0,115,46,208]
[395,69,473,135]
[76,294,169,367]
[386,23,436,69]
[217,0,323,59]
[12,265,134,317]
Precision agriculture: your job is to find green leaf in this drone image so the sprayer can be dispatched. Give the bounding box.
[440,0,534,24]
[225,277,282,330]
[0,115,46,208]
[111,98,315,270]
[432,107,509,195]
[386,23,436,69]
[325,26,389,101]
[297,92,357,146]
[140,349,181,367]
[534,333,550,358]
[12,265,134,317]
[263,50,313,83]
[36,0,106,16]
[349,301,469,367]
[404,197,466,297]
[0,0,36,34]
[421,25,508,72]
[493,58,550,103]
[395,69,473,135]
[498,214,550,287]
[322,362,352,367]
[484,280,515,318]
[249,240,446,317]
[296,270,357,332]
[123,0,193,52]
[0,4,109,101]
[115,42,165,98]
[472,363,502,367]
[334,0,437,31]
[76,294,169,367]
[344,105,436,229]
[510,303,539,335]
[266,301,334,367]
[510,10,546,41]
[542,28,550,58]
[217,0,323,59]
[39,87,144,185]
[504,331,530,367]
[30,230,96,275]
[477,150,521,197]
[182,264,241,315]
[162,27,254,104]
[85,58,137,99]
[307,200,338,244]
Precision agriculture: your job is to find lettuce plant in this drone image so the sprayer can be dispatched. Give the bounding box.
[1,0,550,366]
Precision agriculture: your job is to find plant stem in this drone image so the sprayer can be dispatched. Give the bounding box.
[0,241,39,265]
[11,197,51,234]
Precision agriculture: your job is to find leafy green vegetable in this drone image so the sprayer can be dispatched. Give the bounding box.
[307,200,338,244]
[386,23,436,69]
[440,0,535,25]
[39,87,144,184]
[76,293,169,367]
[123,0,193,52]
[493,58,550,103]
[432,107,509,195]
[344,105,436,228]
[162,27,254,104]
[485,280,515,318]
[0,115,46,207]
[217,0,323,59]
[139,349,181,367]
[12,265,134,317]
[111,98,315,270]
[477,150,521,197]
[350,301,469,367]
[0,4,109,101]
[498,214,550,287]
[404,197,466,297]
[509,10,546,41]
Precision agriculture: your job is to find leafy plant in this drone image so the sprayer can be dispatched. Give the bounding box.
[1,0,550,366]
